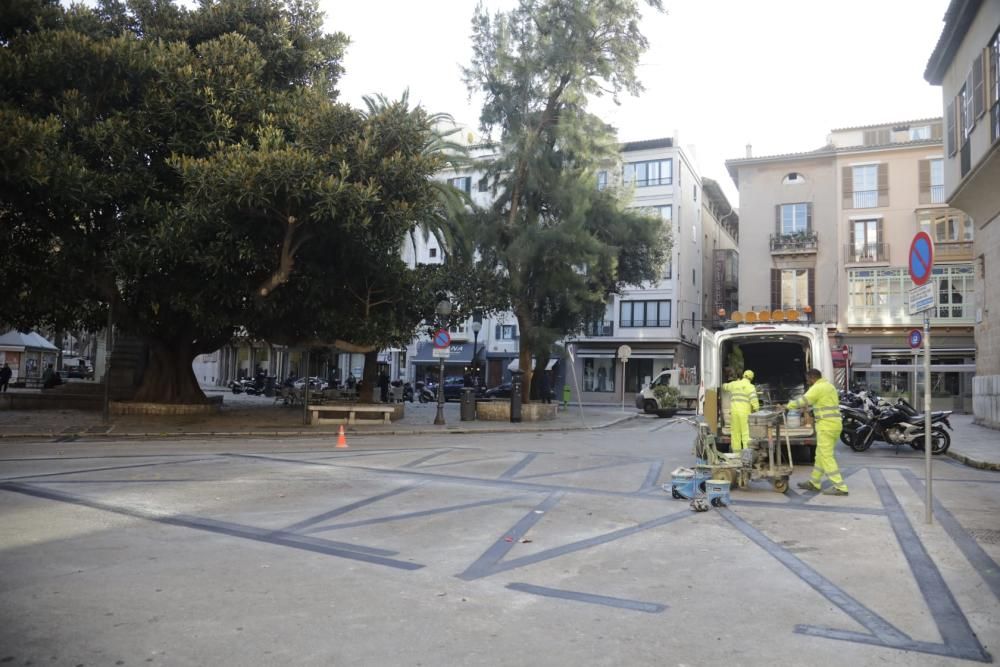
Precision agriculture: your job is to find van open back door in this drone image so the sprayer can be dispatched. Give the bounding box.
[698,328,720,418]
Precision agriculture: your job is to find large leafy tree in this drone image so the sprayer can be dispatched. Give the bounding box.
[1,0,468,403]
[464,0,669,399]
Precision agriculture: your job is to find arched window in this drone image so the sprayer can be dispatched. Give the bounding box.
[783,172,805,185]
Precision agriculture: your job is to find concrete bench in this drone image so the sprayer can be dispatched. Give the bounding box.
[308,404,394,425]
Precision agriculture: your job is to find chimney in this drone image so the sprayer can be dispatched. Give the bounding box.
[745,143,753,158]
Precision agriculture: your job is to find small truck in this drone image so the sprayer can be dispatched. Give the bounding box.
[635,366,700,414]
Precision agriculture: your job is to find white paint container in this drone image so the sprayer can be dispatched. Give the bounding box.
[786,410,801,428]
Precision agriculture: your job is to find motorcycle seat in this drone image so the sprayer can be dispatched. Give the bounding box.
[904,411,950,424]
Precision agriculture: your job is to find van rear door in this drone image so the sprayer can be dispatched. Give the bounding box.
[699,328,720,418]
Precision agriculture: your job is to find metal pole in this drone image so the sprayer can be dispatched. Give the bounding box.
[924,312,932,524]
[434,355,446,425]
[567,346,587,428]
[302,348,311,426]
[102,301,113,424]
[621,358,627,412]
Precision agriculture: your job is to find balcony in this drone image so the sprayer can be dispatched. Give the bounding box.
[770,231,818,255]
[582,320,614,337]
[852,190,879,209]
[930,184,945,204]
[846,243,889,264]
[934,241,974,261]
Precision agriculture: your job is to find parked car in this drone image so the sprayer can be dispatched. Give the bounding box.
[442,376,469,401]
[293,377,329,391]
[483,382,512,399]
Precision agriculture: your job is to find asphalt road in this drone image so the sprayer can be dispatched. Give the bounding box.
[1,416,998,666]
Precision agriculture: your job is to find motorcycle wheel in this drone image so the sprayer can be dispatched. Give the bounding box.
[930,428,951,455]
[419,394,429,404]
[231,387,240,394]
[850,430,874,452]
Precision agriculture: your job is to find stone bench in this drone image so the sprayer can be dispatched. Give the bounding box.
[308,404,395,425]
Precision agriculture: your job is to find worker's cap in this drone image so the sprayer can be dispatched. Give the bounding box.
[743,370,755,381]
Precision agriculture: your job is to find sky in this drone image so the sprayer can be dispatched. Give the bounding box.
[324,0,951,206]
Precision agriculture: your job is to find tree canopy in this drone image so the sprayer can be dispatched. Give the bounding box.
[0,0,470,402]
[463,0,670,398]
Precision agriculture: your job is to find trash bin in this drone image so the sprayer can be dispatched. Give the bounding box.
[460,388,477,421]
[562,384,571,408]
[510,371,523,423]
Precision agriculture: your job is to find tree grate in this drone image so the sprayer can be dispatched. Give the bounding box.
[968,528,1000,545]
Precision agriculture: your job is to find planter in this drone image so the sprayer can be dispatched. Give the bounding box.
[655,408,678,418]
[475,400,558,422]
[111,395,223,415]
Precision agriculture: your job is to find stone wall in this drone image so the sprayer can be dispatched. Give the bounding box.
[972,375,1000,429]
[475,401,557,422]
[111,396,224,415]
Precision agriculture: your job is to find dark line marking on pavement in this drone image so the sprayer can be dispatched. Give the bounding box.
[403,450,451,468]
[638,462,664,493]
[869,468,990,661]
[458,492,565,580]
[500,453,538,479]
[305,495,530,534]
[279,483,425,533]
[0,453,216,462]
[734,499,885,516]
[0,482,422,571]
[0,457,216,482]
[718,508,915,645]
[899,469,1000,603]
[506,583,666,613]
[413,454,516,470]
[910,477,1000,484]
[512,459,652,481]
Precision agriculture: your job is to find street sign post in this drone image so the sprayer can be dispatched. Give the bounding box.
[433,329,451,349]
[617,345,631,412]
[909,232,935,525]
[908,283,935,316]
[432,347,451,358]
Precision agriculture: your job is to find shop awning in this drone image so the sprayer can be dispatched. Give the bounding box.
[0,330,58,352]
[411,341,478,364]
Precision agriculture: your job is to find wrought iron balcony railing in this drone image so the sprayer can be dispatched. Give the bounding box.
[770,231,818,254]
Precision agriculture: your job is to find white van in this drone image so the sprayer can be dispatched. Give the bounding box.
[699,321,834,462]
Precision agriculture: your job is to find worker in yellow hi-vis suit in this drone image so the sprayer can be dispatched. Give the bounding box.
[784,368,848,496]
[722,369,759,452]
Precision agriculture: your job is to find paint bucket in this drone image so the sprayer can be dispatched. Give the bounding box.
[785,410,801,428]
[706,479,731,507]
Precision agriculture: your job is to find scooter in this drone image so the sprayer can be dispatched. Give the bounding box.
[850,402,952,454]
[415,381,435,403]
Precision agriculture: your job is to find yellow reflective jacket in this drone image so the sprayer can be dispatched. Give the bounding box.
[722,377,759,412]
[788,378,841,428]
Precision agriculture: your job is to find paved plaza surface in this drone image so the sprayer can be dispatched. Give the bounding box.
[0,414,998,666]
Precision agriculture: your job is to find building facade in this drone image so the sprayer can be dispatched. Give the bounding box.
[925,0,1000,428]
[727,119,977,411]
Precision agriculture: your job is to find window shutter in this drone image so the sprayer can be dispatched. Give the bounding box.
[988,46,998,111]
[495,324,501,339]
[946,99,956,156]
[918,159,931,205]
[512,326,518,340]
[807,269,815,310]
[931,122,943,140]
[842,167,854,209]
[877,163,889,207]
[849,221,856,247]
[771,269,782,310]
[973,53,986,118]
[806,203,813,232]
[775,205,781,234]
[876,220,884,247]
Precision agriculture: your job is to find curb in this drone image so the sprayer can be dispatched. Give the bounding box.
[945,450,1000,471]
[0,413,640,442]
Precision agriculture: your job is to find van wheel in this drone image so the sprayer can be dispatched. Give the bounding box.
[643,400,658,414]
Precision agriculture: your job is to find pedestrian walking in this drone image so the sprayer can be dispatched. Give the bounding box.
[722,369,759,452]
[0,363,11,392]
[783,368,848,496]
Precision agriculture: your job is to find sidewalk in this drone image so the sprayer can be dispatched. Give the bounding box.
[942,413,1000,471]
[0,393,638,440]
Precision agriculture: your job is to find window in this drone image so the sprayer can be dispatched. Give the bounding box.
[478,176,489,193]
[597,170,608,191]
[778,203,810,234]
[620,300,671,327]
[919,211,974,243]
[961,82,974,141]
[448,176,471,194]
[847,265,974,325]
[692,269,696,286]
[849,219,883,262]
[654,205,672,221]
[775,269,810,310]
[583,358,615,393]
[428,247,437,258]
[496,325,517,340]
[930,159,944,204]
[991,29,1000,143]
[909,125,931,140]
[782,172,804,184]
[852,165,878,208]
[664,252,673,280]
[693,185,698,201]
[623,159,672,187]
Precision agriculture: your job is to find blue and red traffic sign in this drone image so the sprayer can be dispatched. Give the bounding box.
[909,329,923,349]
[909,232,934,286]
[433,328,451,348]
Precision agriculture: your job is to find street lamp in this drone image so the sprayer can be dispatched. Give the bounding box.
[434,298,452,426]
[471,319,482,387]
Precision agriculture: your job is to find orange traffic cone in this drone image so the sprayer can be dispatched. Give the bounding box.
[336,424,348,448]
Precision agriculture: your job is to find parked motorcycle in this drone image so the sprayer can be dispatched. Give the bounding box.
[838,389,880,445]
[415,381,435,403]
[850,400,952,454]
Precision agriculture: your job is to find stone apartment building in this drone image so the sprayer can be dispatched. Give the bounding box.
[726,119,976,411]
[925,0,1000,428]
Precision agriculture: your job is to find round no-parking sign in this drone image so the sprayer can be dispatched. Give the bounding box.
[909,329,923,349]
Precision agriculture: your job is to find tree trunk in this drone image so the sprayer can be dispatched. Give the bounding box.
[515,309,533,405]
[360,350,379,404]
[132,340,207,404]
